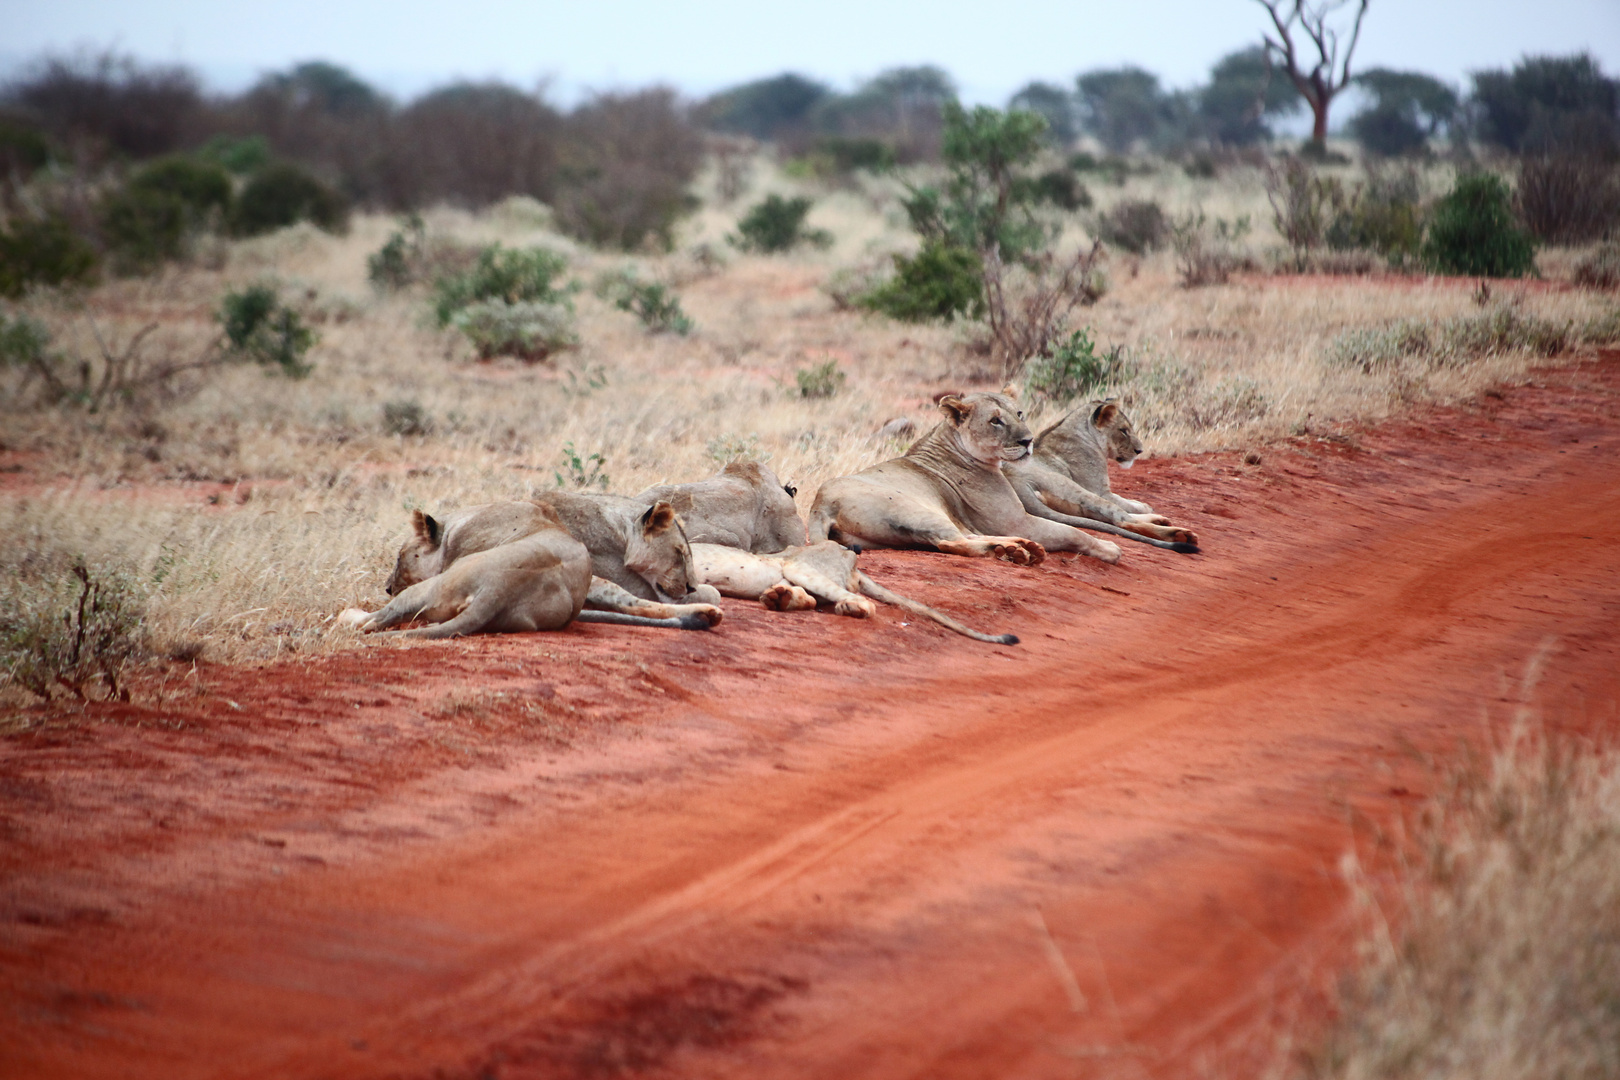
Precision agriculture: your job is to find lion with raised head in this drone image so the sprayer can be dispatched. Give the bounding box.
[807,391,1121,564]
[1005,399,1199,554]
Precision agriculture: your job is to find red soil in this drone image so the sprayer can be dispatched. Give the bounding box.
[4,355,1620,1079]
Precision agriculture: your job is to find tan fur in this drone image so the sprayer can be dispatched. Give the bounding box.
[385,498,721,626]
[1006,399,1199,547]
[806,392,1122,564]
[342,511,590,638]
[635,461,806,553]
[692,541,1017,645]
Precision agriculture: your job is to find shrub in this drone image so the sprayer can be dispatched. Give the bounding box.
[382,399,432,436]
[1326,168,1424,264]
[128,155,233,215]
[451,300,578,361]
[795,359,846,398]
[1517,156,1620,245]
[1,560,145,701]
[367,214,426,291]
[431,245,572,326]
[1328,307,1570,372]
[1574,242,1620,290]
[553,441,608,490]
[1422,172,1536,278]
[196,134,272,175]
[0,120,52,181]
[1188,376,1268,429]
[100,158,230,274]
[730,194,832,253]
[1094,199,1167,254]
[1266,157,1340,267]
[1024,327,1124,403]
[552,88,704,251]
[230,163,349,237]
[859,240,985,322]
[1028,168,1092,210]
[218,285,317,377]
[1171,213,1252,287]
[0,213,98,297]
[594,269,693,334]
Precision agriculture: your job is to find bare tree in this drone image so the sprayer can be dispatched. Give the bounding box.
[1256,0,1370,146]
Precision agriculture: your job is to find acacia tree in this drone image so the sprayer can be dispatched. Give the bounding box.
[1256,0,1370,146]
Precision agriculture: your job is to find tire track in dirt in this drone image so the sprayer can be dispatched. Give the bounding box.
[4,357,1620,1079]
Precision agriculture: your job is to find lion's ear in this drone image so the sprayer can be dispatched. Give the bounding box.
[999,383,1020,401]
[412,509,442,547]
[938,395,969,424]
[1091,401,1119,428]
[782,483,798,499]
[641,500,677,534]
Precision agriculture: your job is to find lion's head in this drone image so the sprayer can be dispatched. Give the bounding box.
[622,500,702,602]
[385,509,444,596]
[1090,399,1145,469]
[937,391,1032,465]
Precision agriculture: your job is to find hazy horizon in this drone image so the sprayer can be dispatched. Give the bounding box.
[3,0,1617,109]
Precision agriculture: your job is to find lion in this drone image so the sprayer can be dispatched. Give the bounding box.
[634,461,807,553]
[341,505,711,638]
[1005,399,1200,554]
[693,541,1018,645]
[807,391,1122,564]
[386,497,722,627]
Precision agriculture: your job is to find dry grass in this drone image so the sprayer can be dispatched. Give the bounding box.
[1289,652,1620,1079]
[1,154,1615,674]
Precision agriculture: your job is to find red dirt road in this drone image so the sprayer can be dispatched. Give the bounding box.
[4,357,1620,1079]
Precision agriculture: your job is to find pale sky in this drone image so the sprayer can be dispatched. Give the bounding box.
[4,0,1618,107]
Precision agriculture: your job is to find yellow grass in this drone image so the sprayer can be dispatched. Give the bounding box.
[1,155,1614,672]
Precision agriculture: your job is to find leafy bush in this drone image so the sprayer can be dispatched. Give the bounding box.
[1422,173,1536,278]
[554,441,608,490]
[1171,213,1253,287]
[788,136,897,179]
[594,269,692,334]
[218,285,317,377]
[795,359,846,398]
[1266,157,1340,267]
[452,300,578,361]
[859,240,984,322]
[1326,168,1424,264]
[1574,243,1620,290]
[129,155,233,214]
[230,163,348,237]
[197,134,272,175]
[1472,53,1620,157]
[1,560,146,702]
[1094,199,1167,254]
[367,214,426,290]
[432,245,572,326]
[1024,327,1124,402]
[730,195,832,253]
[1517,156,1620,245]
[0,120,52,180]
[99,158,234,274]
[1028,168,1092,210]
[0,213,98,297]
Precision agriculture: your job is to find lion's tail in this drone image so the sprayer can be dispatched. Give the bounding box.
[855,571,1018,646]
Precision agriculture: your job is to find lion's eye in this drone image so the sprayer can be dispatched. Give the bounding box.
[990,417,1003,426]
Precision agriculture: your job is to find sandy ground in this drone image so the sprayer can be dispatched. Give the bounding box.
[3,353,1619,1079]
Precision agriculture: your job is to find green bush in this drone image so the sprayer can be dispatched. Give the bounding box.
[1422,173,1536,278]
[1027,168,1092,210]
[218,284,317,377]
[230,163,348,237]
[1024,327,1124,402]
[730,194,832,253]
[795,359,846,398]
[0,213,98,297]
[128,155,233,215]
[367,214,425,291]
[1095,199,1167,254]
[97,155,234,274]
[1,560,146,702]
[196,134,271,175]
[859,240,985,322]
[451,300,578,362]
[0,120,51,180]
[554,441,608,490]
[1326,169,1424,263]
[432,245,573,326]
[594,268,692,334]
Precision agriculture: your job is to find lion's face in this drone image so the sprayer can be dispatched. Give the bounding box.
[940,392,1032,465]
[623,500,701,601]
[385,510,443,595]
[1092,400,1145,469]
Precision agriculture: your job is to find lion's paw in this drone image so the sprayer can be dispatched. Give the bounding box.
[689,604,724,627]
[337,607,372,629]
[834,596,877,619]
[994,539,1046,566]
[761,583,816,611]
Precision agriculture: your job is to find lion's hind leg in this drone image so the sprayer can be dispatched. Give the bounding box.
[585,577,721,627]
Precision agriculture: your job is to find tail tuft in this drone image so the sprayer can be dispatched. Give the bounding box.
[676,612,714,631]
[997,633,1020,646]
[1169,542,1200,555]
